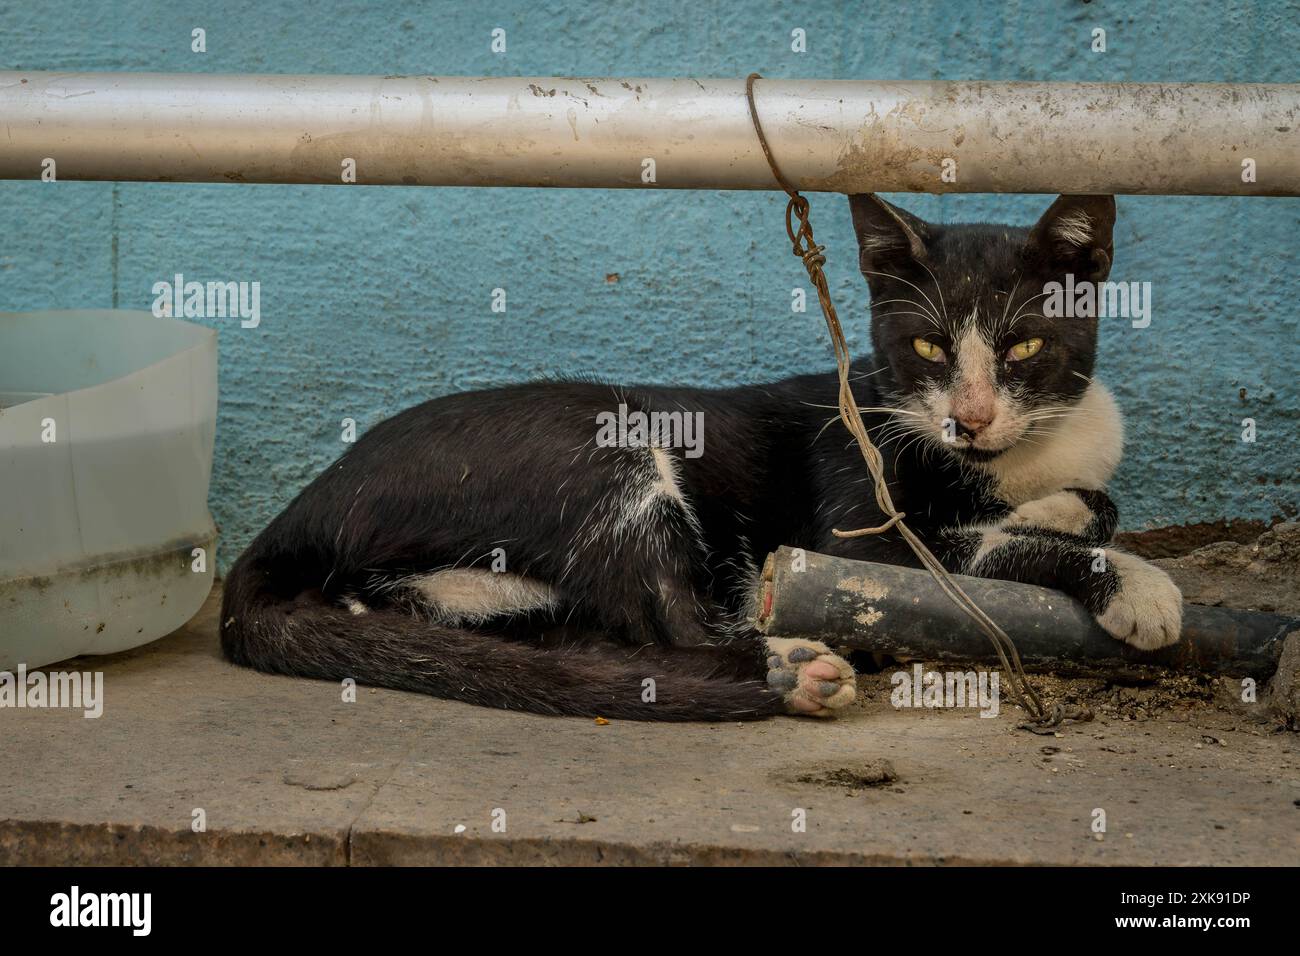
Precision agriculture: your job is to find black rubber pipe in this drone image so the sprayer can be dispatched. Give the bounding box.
[755,547,1296,680]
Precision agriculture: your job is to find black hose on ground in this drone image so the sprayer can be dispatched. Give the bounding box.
[756,547,1296,681]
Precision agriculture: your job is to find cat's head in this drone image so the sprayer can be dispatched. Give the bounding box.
[849,193,1115,460]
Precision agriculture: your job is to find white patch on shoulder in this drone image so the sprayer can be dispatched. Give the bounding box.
[616,445,701,538]
[561,444,705,584]
[650,446,685,503]
[407,569,559,625]
[975,382,1123,506]
[343,596,369,616]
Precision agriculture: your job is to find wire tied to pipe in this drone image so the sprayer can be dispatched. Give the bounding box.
[744,72,1061,725]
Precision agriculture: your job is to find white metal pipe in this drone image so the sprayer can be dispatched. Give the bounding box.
[1,72,1297,195]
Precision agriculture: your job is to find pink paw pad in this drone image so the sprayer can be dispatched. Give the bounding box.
[764,638,857,718]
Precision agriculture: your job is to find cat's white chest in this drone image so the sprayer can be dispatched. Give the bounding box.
[977,383,1124,506]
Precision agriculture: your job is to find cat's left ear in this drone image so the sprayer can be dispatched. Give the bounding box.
[849,194,930,294]
[1025,194,1116,282]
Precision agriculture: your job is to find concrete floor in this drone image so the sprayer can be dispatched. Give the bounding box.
[2,584,1298,866]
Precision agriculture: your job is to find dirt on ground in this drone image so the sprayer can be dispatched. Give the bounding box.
[1153,520,1300,616]
[850,668,1237,724]
[792,759,900,790]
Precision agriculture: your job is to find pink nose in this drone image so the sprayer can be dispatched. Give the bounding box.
[952,385,996,439]
[955,414,993,437]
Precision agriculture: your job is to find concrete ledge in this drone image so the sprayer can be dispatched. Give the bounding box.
[2,585,1297,867]
[0,820,346,866]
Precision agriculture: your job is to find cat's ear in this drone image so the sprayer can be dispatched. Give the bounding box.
[1025,195,1116,282]
[848,194,929,290]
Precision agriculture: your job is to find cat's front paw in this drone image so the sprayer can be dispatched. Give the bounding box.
[764,637,856,718]
[1095,550,1183,650]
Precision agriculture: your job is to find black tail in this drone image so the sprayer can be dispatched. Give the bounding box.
[220,559,783,722]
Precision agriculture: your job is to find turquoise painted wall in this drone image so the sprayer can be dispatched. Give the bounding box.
[2,1,1297,571]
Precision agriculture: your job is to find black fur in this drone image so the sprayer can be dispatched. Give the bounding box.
[222,193,1139,720]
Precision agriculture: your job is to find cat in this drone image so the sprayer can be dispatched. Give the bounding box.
[220,193,1183,722]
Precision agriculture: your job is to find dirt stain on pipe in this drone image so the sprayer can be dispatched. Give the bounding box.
[836,575,888,602]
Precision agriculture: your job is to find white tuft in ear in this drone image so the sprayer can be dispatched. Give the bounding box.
[1050,210,1096,248]
[1026,195,1116,283]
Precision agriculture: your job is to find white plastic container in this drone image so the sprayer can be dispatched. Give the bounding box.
[0,310,217,670]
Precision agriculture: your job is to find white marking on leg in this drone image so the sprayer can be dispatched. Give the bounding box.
[407,569,559,625]
[1003,491,1094,536]
[968,528,1011,571]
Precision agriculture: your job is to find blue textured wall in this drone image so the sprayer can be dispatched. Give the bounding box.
[2,1,1297,571]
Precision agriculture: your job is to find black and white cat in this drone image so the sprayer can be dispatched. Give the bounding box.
[221,193,1183,721]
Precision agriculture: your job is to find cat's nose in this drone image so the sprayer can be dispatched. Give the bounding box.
[955,415,993,439]
[951,381,997,440]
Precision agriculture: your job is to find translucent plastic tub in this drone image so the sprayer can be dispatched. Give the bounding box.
[0,310,217,670]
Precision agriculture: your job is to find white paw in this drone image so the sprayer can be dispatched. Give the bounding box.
[764,637,856,718]
[1095,550,1183,650]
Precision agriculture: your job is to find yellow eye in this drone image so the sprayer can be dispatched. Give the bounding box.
[1007,337,1044,361]
[912,338,945,362]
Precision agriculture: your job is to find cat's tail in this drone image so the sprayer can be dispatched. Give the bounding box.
[219,559,784,722]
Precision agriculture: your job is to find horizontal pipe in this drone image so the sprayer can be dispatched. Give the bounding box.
[1,72,1298,194]
[756,548,1296,679]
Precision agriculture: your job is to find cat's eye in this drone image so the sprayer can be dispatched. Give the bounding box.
[911,338,945,363]
[1006,337,1045,362]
